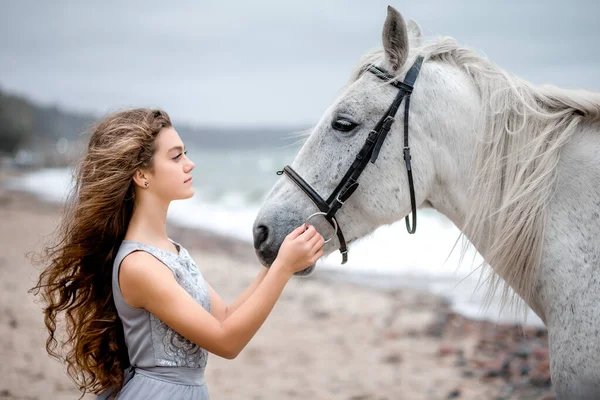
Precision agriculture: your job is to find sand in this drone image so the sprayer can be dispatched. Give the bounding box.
[0,176,554,399]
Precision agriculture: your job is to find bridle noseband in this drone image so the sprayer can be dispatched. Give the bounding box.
[276,56,424,264]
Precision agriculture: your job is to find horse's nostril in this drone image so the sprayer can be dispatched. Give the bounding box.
[253,225,269,250]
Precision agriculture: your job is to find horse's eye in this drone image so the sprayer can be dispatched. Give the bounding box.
[332,118,358,132]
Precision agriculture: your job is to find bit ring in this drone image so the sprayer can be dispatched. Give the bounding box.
[304,212,337,244]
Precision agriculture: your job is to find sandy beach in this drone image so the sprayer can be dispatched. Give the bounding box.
[0,175,555,400]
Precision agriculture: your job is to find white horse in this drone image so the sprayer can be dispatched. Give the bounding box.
[253,6,600,398]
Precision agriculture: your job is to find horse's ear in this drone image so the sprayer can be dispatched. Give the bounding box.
[382,6,409,72]
[406,19,423,47]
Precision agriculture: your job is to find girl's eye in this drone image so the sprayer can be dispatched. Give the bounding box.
[173,150,187,160]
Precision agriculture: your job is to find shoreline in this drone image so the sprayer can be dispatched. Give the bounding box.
[0,167,546,328]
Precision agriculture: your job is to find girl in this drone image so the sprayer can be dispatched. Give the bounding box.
[31,108,324,399]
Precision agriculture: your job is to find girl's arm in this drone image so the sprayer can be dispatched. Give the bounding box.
[118,225,323,359]
[208,267,268,323]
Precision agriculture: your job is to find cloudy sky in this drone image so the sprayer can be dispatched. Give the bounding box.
[1,0,599,127]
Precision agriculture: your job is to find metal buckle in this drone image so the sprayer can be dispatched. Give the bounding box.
[304,212,338,244]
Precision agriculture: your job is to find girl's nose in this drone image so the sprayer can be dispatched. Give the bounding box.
[185,160,195,173]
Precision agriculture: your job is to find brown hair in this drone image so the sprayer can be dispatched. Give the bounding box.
[30,108,171,397]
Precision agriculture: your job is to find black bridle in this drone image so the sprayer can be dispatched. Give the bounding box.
[277,56,424,264]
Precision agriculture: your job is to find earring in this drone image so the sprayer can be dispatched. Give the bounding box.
[144,181,149,187]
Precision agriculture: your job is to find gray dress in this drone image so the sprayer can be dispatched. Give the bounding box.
[97,239,211,400]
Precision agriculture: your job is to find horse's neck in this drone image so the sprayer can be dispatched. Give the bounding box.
[418,86,495,260]
[415,65,482,241]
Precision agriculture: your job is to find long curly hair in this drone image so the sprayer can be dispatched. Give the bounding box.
[30,108,172,397]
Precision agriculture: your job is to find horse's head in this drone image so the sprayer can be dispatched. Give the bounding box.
[253,6,480,271]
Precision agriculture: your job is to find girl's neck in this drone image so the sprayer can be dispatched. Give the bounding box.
[125,196,170,243]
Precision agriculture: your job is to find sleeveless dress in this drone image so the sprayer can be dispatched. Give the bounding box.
[97,239,211,399]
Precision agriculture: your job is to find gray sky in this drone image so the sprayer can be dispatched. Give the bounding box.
[1,0,599,127]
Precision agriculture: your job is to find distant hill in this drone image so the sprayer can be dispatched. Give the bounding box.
[176,124,308,150]
[0,88,307,157]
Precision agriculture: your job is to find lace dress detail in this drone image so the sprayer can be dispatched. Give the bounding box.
[122,241,210,368]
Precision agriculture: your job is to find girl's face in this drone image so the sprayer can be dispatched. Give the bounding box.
[147,126,195,201]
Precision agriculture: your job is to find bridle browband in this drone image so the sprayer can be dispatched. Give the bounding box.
[277,56,424,264]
